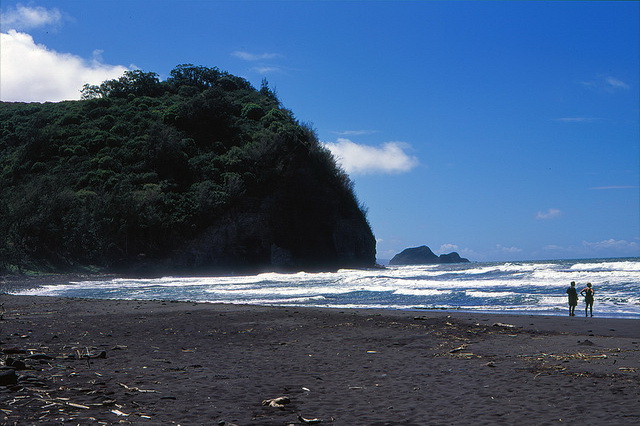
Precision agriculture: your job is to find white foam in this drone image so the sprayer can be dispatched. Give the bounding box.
[10,258,640,318]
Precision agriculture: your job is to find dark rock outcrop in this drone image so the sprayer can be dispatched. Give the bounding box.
[0,369,18,386]
[437,252,469,264]
[389,245,469,265]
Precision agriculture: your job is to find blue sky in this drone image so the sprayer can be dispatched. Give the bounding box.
[1,1,638,262]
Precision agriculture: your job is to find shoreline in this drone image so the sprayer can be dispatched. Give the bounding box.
[3,272,639,322]
[1,294,639,424]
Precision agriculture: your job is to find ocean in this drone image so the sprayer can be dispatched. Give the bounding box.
[11,257,640,319]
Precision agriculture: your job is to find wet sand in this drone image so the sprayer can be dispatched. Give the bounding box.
[0,292,639,425]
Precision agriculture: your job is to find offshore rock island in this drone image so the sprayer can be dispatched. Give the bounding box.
[0,65,376,275]
[389,245,469,265]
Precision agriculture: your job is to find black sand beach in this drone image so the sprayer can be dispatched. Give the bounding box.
[0,284,639,425]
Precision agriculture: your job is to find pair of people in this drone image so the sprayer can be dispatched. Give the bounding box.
[566,281,595,317]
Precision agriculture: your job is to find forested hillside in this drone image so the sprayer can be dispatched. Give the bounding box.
[0,65,376,274]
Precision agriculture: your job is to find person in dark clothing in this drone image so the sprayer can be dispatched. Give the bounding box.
[566,281,578,316]
[580,282,595,317]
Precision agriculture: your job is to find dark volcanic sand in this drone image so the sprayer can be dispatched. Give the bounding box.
[0,291,638,425]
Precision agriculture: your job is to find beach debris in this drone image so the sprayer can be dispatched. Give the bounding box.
[26,353,54,360]
[485,362,496,367]
[449,345,467,353]
[492,322,516,328]
[298,414,323,424]
[262,396,290,409]
[522,352,610,364]
[111,409,129,417]
[84,350,107,359]
[66,402,90,410]
[118,383,159,393]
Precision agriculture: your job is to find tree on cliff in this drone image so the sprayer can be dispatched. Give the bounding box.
[0,65,376,274]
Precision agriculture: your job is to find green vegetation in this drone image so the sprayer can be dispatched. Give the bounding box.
[0,65,375,274]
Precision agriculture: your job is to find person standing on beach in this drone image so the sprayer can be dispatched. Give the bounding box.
[566,281,578,316]
[580,282,595,317]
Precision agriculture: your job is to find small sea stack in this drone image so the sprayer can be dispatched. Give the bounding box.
[389,245,469,265]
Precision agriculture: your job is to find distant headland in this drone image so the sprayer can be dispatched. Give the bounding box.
[389,245,470,265]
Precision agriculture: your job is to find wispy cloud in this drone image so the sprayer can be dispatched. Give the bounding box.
[440,244,479,260]
[251,66,281,75]
[495,244,523,254]
[332,130,379,136]
[605,77,630,90]
[0,4,62,30]
[582,238,639,251]
[554,117,599,123]
[322,138,419,175]
[232,50,283,75]
[590,185,639,190]
[232,51,281,61]
[0,29,127,102]
[579,75,631,93]
[438,244,459,253]
[541,238,640,257]
[536,208,562,220]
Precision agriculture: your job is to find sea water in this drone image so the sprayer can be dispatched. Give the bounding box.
[11,258,640,319]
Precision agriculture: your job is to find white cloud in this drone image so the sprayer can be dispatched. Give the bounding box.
[582,239,639,252]
[605,77,630,90]
[332,130,379,136]
[554,117,598,123]
[438,244,459,253]
[541,239,640,257]
[495,244,523,253]
[251,66,281,75]
[579,76,631,92]
[590,185,639,190]
[322,138,419,175]
[542,244,564,252]
[232,51,283,75]
[536,208,562,220]
[0,30,128,102]
[232,51,280,61]
[0,4,62,30]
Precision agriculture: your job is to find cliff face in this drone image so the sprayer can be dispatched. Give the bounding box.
[171,188,376,273]
[0,65,376,274]
[389,245,469,265]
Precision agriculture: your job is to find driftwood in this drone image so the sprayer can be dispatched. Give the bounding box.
[261,396,290,409]
[298,414,323,424]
